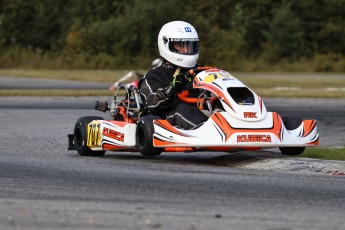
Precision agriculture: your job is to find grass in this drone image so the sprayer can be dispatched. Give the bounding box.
[300,147,345,161]
[1,69,345,98]
[242,75,345,98]
[0,69,136,82]
[255,88,345,99]
[240,76,345,89]
[0,89,115,97]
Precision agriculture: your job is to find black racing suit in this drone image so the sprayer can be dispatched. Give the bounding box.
[138,61,208,130]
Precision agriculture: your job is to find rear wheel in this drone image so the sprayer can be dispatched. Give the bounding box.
[74,116,106,156]
[279,116,305,156]
[136,116,163,157]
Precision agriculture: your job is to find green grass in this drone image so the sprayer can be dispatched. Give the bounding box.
[0,69,344,98]
[0,89,115,97]
[255,88,345,99]
[300,147,345,161]
[0,69,136,82]
[240,76,345,89]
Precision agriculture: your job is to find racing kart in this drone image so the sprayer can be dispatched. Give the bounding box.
[68,68,319,157]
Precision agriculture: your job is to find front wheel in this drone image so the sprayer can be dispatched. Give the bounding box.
[136,116,163,157]
[74,116,106,157]
[279,116,305,156]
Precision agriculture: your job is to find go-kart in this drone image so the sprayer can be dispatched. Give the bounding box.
[68,68,319,157]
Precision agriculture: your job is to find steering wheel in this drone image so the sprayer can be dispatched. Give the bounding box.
[178,66,218,108]
[185,66,217,79]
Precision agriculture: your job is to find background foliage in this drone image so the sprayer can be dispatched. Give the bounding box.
[0,0,344,71]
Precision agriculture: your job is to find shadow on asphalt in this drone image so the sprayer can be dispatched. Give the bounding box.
[89,149,290,168]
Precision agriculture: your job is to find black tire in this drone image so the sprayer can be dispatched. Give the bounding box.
[136,116,163,157]
[279,116,305,156]
[74,116,106,157]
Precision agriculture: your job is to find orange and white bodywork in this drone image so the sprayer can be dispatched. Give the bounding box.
[87,120,137,151]
[152,112,319,149]
[153,69,319,149]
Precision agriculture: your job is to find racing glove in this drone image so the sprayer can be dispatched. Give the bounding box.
[163,73,191,97]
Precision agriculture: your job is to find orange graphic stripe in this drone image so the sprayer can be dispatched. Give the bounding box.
[102,143,122,150]
[153,137,171,146]
[303,120,317,137]
[272,112,283,141]
[211,112,283,141]
[258,96,263,114]
[153,136,184,147]
[308,138,319,146]
[154,120,188,137]
[212,113,232,142]
[165,147,195,152]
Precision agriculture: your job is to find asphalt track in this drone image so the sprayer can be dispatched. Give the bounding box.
[0,77,345,229]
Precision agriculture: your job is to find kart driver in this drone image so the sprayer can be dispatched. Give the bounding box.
[139,21,208,129]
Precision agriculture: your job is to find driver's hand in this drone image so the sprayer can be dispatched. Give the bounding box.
[163,73,192,98]
[172,73,191,89]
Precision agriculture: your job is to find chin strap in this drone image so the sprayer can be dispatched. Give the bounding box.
[173,67,181,77]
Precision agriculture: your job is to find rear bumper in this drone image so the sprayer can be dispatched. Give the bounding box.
[67,134,76,150]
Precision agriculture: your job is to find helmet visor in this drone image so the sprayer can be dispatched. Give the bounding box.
[169,38,199,55]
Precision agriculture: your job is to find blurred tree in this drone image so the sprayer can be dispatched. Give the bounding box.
[0,0,344,69]
[262,1,305,60]
[1,0,67,51]
[293,0,345,55]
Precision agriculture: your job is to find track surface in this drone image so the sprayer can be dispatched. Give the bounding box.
[0,96,344,230]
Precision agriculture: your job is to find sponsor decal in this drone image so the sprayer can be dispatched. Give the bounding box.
[244,112,257,118]
[171,38,198,42]
[185,27,191,32]
[222,78,234,81]
[87,122,101,147]
[202,73,226,83]
[102,127,124,142]
[237,135,272,143]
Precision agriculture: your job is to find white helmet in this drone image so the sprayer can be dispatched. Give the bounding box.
[158,21,199,68]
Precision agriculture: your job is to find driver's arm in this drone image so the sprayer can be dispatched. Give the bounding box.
[139,76,174,114]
